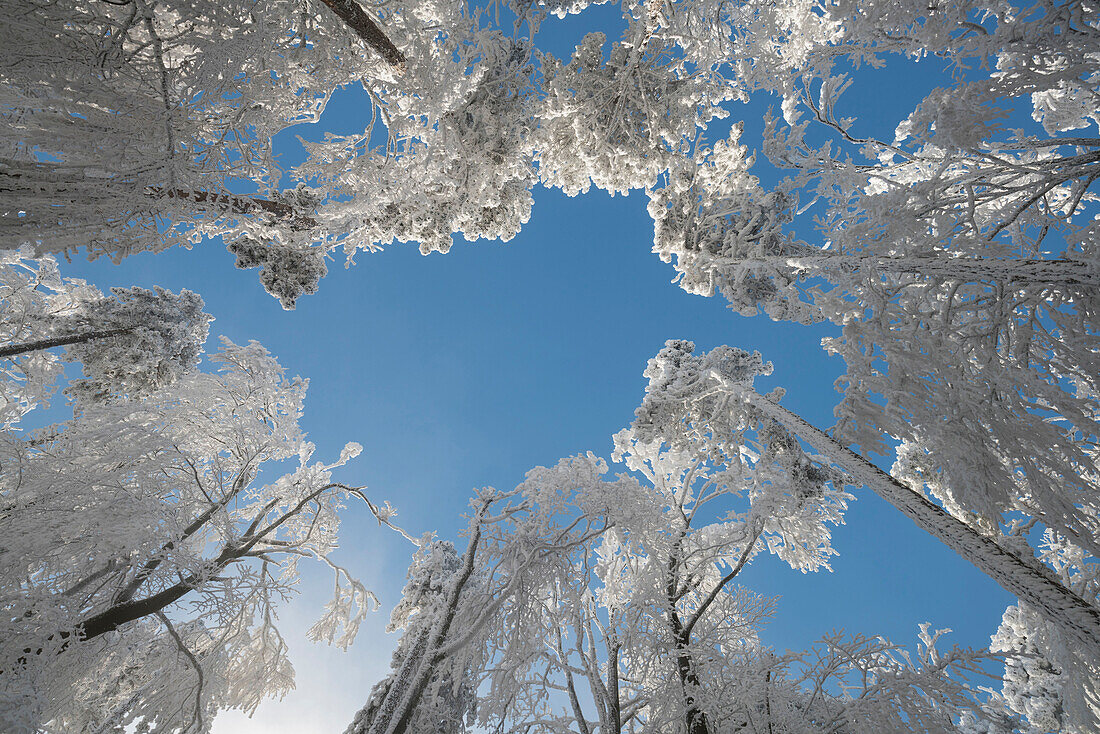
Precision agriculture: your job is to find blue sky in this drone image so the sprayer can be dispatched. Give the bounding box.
[50,12,1016,731]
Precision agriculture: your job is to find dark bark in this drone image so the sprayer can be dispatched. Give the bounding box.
[607,640,622,733]
[662,525,761,734]
[0,326,134,359]
[666,547,711,734]
[317,0,407,70]
[15,482,342,672]
[77,540,246,644]
[671,620,711,734]
[146,187,318,230]
[13,544,241,670]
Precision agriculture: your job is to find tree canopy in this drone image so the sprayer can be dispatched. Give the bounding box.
[2,0,1099,732]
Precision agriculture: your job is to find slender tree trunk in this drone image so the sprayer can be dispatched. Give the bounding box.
[736,385,1100,662]
[556,625,592,734]
[2,162,319,234]
[348,627,431,734]
[0,327,133,359]
[317,0,406,70]
[742,252,1098,287]
[671,624,710,734]
[607,638,622,733]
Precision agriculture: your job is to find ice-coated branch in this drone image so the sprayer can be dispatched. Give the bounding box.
[155,611,205,734]
[2,339,387,728]
[681,519,763,640]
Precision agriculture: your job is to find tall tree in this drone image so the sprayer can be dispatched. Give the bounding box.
[348,479,616,734]
[636,0,1100,573]
[0,338,397,733]
[347,536,482,734]
[303,0,1100,581]
[352,343,1044,732]
[631,339,1100,671]
[356,436,1010,733]
[988,526,1100,734]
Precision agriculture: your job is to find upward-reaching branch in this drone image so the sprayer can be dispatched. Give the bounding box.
[112,464,255,605]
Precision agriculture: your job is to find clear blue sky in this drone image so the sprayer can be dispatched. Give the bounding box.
[54,11,1013,731]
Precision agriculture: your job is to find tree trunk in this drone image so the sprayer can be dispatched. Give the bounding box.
[0,327,134,359]
[672,626,711,734]
[348,627,431,734]
[607,639,622,733]
[665,544,712,734]
[317,0,406,70]
[737,386,1100,663]
[742,252,1098,287]
[366,500,490,734]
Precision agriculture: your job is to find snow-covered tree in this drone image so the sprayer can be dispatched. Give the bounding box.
[1,251,96,426]
[633,0,1100,581]
[355,456,1008,734]
[3,2,309,250]
[0,0,423,306]
[300,0,738,265]
[987,526,1100,733]
[346,538,479,734]
[631,339,1100,688]
[0,250,211,425]
[53,283,210,404]
[645,0,1099,306]
[298,21,542,260]
[6,0,1097,309]
[354,356,1014,734]
[299,0,1100,594]
[0,338,396,733]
